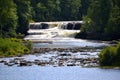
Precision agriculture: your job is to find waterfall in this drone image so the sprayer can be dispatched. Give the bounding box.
[60,22,81,30]
[25,21,83,40]
[29,21,82,30]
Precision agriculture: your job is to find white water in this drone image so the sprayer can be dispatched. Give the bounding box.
[24,27,108,48]
[25,27,80,39]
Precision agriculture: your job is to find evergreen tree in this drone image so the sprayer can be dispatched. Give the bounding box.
[0,0,18,37]
[60,0,81,20]
[105,5,120,39]
[14,0,32,35]
[81,0,111,33]
[79,0,91,20]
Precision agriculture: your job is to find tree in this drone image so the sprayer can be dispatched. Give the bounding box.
[78,0,91,20]
[31,0,61,21]
[0,0,18,37]
[14,0,32,35]
[60,0,81,20]
[105,3,120,39]
[81,0,111,33]
[89,0,111,33]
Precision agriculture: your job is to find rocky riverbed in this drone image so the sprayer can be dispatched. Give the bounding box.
[0,47,100,67]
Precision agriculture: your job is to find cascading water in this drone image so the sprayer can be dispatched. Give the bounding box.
[24,21,108,48]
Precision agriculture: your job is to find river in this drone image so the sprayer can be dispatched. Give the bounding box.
[0,26,120,80]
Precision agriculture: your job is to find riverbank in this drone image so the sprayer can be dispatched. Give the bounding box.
[99,42,120,67]
[0,38,32,57]
[75,32,120,41]
[100,66,120,69]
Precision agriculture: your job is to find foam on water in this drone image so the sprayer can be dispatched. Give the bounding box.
[24,27,108,48]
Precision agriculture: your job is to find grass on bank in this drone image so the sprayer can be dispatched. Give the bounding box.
[99,42,120,67]
[0,38,32,57]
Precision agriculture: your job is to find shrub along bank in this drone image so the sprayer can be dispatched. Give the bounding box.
[0,38,32,57]
[99,43,120,67]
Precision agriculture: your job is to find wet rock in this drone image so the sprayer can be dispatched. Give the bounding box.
[7,63,15,66]
[82,63,99,67]
[74,23,81,30]
[74,58,82,62]
[27,61,33,66]
[67,23,74,30]
[34,59,40,64]
[59,53,71,56]
[14,58,24,61]
[38,61,49,66]
[58,62,64,66]
[34,59,49,66]
[81,53,89,55]
[19,60,28,66]
[4,61,8,65]
[49,61,54,65]
[41,23,49,29]
[67,63,76,66]
[33,48,40,53]
[0,60,6,63]
[59,58,68,61]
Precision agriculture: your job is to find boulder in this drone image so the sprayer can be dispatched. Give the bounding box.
[41,23,49,29]
[74,23,81,30]
[67,23,74,30]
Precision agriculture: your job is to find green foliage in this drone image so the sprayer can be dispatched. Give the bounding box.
[0,38,30,57]
[81,16,93,33]
[0,0,18,38]
[81,0,91,16]
[0,0,91,37]
[30,0,61,21]
[60,0,81,20]
[82,0,111,33]
[1,0,119,40]
[99,43,120,66]
[105,5,120,37]
[24,40,33,51]
[30,0,82,21]
[14,0,32,34]
[77,0,120,40]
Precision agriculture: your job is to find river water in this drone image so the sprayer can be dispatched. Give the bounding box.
[0,27,120,80]
[0,66,120,80]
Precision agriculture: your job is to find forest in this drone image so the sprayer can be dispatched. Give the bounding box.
[0,0,120,40]
[75,0,120,40]
[0,0,90,37]
[0,0,119,40]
